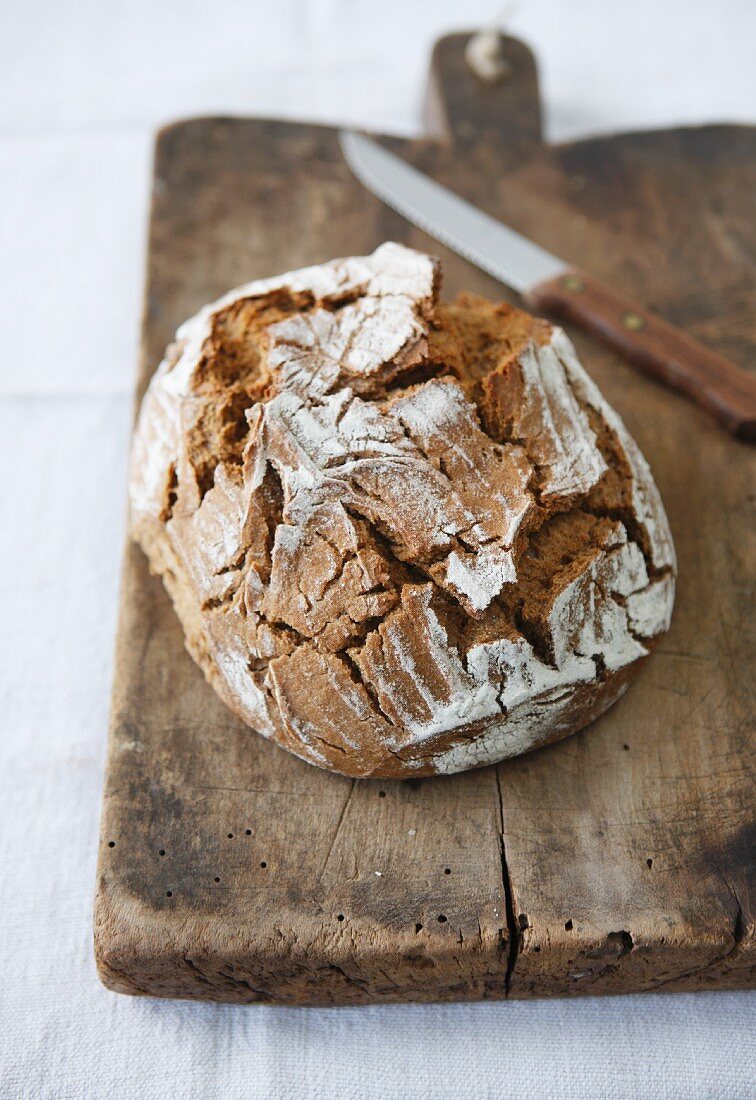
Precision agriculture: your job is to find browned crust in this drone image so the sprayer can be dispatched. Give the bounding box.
[129,246,675,778]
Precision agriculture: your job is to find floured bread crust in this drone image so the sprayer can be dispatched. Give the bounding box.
[130,243,676,777]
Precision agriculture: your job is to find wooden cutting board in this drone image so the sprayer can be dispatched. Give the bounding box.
[95,34,755,1004]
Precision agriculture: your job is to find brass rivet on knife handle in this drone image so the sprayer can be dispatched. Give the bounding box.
[561,273,585,293]
[525,269,756,442]
[621,311,646,332]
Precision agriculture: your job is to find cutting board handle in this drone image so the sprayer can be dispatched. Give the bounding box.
[425,33,543,161]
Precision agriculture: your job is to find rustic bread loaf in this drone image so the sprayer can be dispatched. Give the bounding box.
[129,243,675,778]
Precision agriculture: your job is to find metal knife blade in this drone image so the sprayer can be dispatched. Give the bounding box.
[338,130,567,293]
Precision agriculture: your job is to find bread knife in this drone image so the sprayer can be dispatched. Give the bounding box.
[339,130,756,442]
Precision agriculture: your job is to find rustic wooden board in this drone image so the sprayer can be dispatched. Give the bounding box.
[95,34,755,1003]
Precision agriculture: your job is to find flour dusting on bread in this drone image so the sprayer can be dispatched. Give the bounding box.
[130,243,675,777]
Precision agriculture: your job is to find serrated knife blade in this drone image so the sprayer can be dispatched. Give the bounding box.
[339,130,566,293]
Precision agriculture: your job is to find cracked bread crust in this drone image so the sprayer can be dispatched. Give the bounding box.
[129,243,676,778]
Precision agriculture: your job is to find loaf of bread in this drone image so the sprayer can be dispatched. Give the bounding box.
[130,243,675,778]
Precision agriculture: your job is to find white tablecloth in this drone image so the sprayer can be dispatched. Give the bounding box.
[1,2,754,1097]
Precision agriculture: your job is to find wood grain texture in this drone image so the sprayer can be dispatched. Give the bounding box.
[527,269,756,440]
[95,33,756,1004]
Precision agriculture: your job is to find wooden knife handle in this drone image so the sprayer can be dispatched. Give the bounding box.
[525,270,756,442]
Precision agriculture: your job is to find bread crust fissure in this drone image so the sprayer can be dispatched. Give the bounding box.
[129,244,675,777]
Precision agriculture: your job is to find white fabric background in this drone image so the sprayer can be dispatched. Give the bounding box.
[1,2,754,1097]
